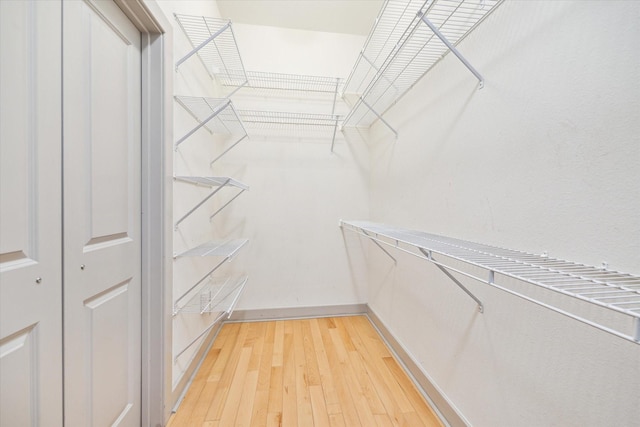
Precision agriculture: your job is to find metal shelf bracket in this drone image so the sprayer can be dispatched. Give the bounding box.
[417,12,485,89]
[360,98,398,137]
[419,248,484,312]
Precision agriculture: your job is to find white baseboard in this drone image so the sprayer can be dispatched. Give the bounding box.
[228,303,368,321]
[366,306,470,427]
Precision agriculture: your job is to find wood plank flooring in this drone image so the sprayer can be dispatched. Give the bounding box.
[167,316,443,427]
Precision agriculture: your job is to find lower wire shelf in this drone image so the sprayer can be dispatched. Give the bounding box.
[174,275,248,362]
[341,220,640,343]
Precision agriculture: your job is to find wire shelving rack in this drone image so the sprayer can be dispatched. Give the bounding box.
[173,176,248,229]
[238,110,342,151]
[226,70,341,94]
[341,220,640,344]
[174,96,248,165]
[174,275,248,362]
[342,0,504,132]
[174,14,247,87]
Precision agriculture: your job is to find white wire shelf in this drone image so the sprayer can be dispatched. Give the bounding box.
[174,238,248,258]
[343,0,503,130]
[174,176,249,229]
[177,275,248,315]
[174,176,249,191]
[173,242,248,314]
[341,220,640,344]
[174,96,248,164]
[174,276,248,362]
[225,70,342,94]
[174,14,247,87]
[343,0,426,96]
[238,110,340,129]
[238,109,342,151]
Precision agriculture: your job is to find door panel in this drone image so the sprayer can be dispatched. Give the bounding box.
[63,1,141,426]
[0,1,63,426]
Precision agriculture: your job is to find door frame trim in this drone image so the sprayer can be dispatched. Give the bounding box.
[111,1,173,425]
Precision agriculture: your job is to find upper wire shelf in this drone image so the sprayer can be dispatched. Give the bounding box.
[343,0,503,130]
[341,220,640,344]
[174,14,247,87]
[343,0,427,96]
[224,70,342,94]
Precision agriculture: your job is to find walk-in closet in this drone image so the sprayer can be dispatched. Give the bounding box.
[1,0,638,426]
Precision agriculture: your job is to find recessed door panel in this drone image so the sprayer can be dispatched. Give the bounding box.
[0,1,35,265]
[88,13,131,241]
[84,280,131,426]
[0,325,37,427]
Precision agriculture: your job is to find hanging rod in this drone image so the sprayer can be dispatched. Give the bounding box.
[173,176,249,229]
[340,220,640,344]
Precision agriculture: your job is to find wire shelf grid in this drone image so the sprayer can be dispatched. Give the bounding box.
[177,275,248,315]
[174,238,248,258]
[343,0,427,96]
[173,275,248,361]
[343,0,503,128]
[174,176,249,191]
[341,220,640,343]
[237,110,341,130]
[173,176,248,229]
[223,70,341,94]
[175,96,246,140]
[174,14,247,86]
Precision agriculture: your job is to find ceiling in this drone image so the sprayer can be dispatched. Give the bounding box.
[216,0,384,36]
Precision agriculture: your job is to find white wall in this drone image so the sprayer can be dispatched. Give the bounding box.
[362,1,640,426]
[223,23,371,311]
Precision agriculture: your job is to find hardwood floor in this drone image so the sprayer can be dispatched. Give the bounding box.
[167,316,443,427]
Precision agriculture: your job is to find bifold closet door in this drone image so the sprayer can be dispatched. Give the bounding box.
[0,1,63,426]
[62,0,142,425]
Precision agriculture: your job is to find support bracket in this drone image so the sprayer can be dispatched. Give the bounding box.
[360,98,398,137]
[417,12,485,88]
[420,248,484,313]
[363,230,397,264]
[175,99,232,148]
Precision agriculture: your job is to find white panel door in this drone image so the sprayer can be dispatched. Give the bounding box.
[0,1,63,426]
[62,1,141,426]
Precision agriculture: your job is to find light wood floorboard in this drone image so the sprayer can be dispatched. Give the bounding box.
[167,316,443,427]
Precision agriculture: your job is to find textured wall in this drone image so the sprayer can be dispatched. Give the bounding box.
[365,1,640,425]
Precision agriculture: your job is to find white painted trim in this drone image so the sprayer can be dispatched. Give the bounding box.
[366,306,470,427]
[113,1,173,425]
